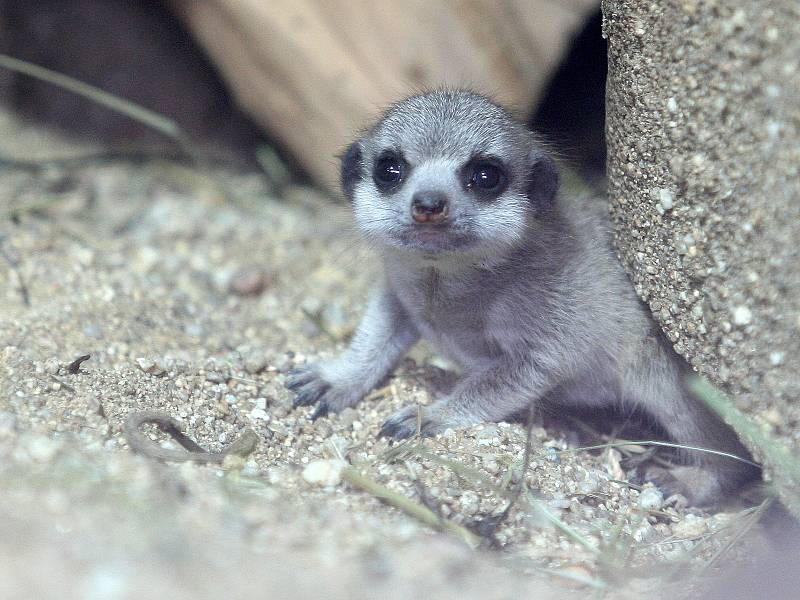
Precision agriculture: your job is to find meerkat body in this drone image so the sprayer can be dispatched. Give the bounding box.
[287,90,758,504]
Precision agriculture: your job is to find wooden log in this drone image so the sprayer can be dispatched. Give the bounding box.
[170,0,598,191]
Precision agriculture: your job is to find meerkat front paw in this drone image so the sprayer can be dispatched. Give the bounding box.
[378,400,478,440]
[378,404,427,439]
[285,364,364,419]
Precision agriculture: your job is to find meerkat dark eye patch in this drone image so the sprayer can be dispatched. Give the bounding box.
[464,157,508,198]
[527,154,559,209]
[372,152,406,192]
[340,141,363,202]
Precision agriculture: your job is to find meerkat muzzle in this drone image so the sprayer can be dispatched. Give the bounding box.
[411,191,449,224]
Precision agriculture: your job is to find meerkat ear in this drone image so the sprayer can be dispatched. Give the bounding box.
[527,152,559,209]
[340,141,363,202]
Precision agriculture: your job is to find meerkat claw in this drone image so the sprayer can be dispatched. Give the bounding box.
[310,402,330,420]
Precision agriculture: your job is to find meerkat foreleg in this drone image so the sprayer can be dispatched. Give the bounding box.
[286,284,419,418]
[379,356,554,438]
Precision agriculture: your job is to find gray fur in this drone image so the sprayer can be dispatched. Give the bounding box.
[286,90,758,504]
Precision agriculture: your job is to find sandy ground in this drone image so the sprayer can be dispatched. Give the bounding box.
[0,111,770,599]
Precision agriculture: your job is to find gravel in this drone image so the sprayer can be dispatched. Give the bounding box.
[0,106,770,598]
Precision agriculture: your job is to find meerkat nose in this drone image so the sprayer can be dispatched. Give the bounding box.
[411,191,449,224]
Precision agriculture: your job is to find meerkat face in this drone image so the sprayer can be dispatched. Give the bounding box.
[340,90,558,259]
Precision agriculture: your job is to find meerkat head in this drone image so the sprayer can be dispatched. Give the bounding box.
[340,90,559,259]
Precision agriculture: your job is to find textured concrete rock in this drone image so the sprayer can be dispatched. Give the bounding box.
[603,2,800,433]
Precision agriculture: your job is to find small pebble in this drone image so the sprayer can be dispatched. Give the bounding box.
[637,487,664,511]
[545,447,561,463]
[603,448,625,480]
[302,459,345,487]
[135,358,166,376]
[249,408,269,421]
[732,305,753,326]
[83,323,104,339]
[229,267,270,296]
[300,297,323,316]
[43,358,61,375]
[273,354,293,373]
[267,422,290,438]
[548,498,572,510]
[631,520,657,542]
[481,457,501,475]
[338,408,358,428]
[222,454,246,470]
[205,371,227,384]
[242,459,261,477]
[673,514,708,539]
[458,490,480,515]
[244,349,269,374]
[578,472,601,494]
[761,407,782,427]
[666,97,678,113]
[658,188,674,211]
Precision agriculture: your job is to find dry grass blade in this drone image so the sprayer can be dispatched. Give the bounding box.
[0,236,30,306]
[559,440,759,468]
[522,488,601,555]
[0,54,243,207]
[698,497,773,575]
[406,445,508,495]
[533,565,607,590]
[341,467,481,548]
[690,376,800,518]
[123,411,259,463]
[400,444,600,554]
[0,53,187,152]
[299,306,340,343]
[643,500,770,592]
[0,149,208,171]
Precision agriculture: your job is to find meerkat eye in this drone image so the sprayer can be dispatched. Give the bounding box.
[466,159,506,194]
[373,153,405,191]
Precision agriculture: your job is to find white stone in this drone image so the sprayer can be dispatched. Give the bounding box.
[637,487,664,511]
[249,408,269,421]
[732,305,753,326]
[673,514,708,539]
[658,188,674,211]
[632,520,657,542]
[666,97,678,113]
[302,459,345,487]
[770,351,785,366]
[135,357,165,376]
[578,472,601,494]
[458,490,480,515]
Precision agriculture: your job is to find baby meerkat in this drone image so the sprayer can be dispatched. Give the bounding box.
[286,90,758,504]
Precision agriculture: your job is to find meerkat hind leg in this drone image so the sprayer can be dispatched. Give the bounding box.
[625,360,759,505]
